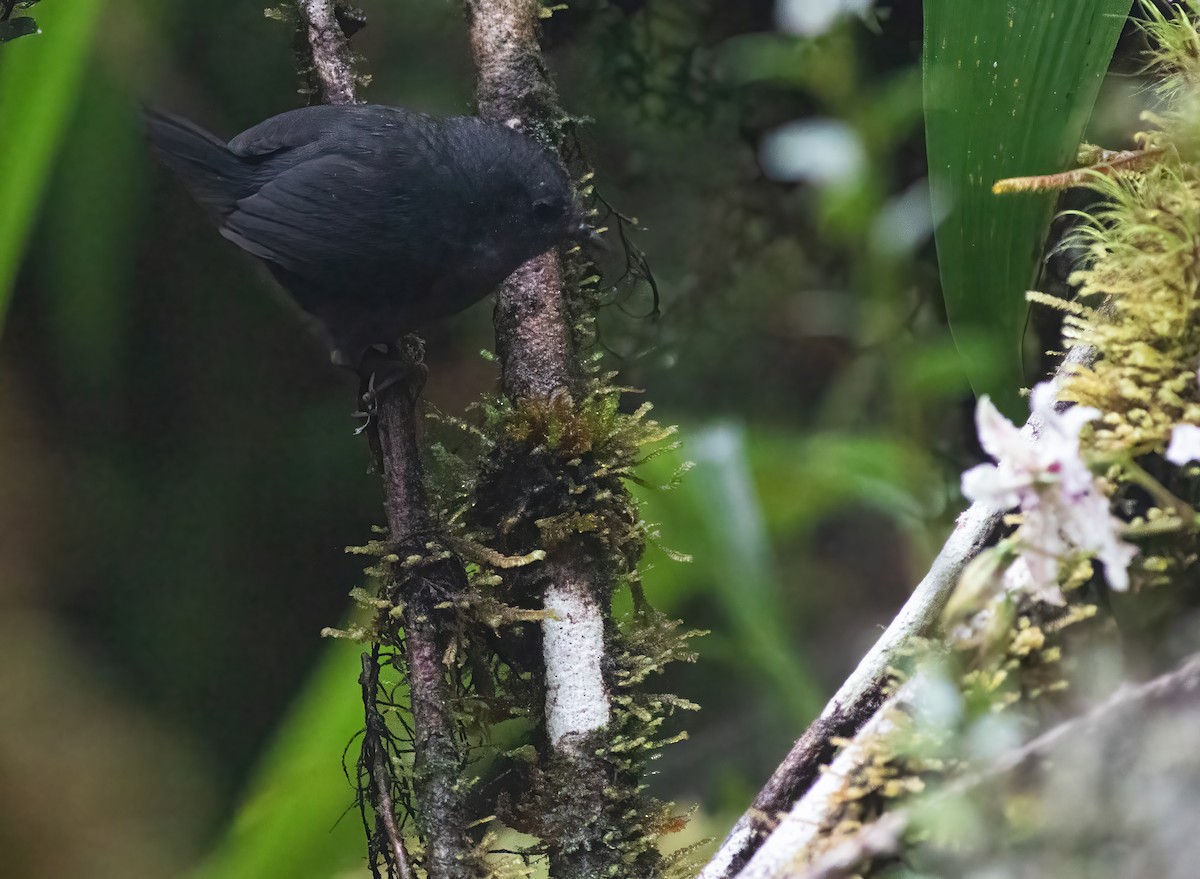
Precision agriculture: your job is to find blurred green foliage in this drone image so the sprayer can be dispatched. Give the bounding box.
[0,0,102,323]
[191,640,374,879]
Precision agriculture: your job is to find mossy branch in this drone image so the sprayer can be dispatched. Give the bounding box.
[463,3,690,878]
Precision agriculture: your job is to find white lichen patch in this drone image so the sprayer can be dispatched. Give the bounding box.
[543,576,610,750]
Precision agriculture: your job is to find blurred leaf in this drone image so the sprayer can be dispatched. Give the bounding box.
[634,421,938,713]
[714,33,816,87]
[923,0,1131,416]
[0,17,38,42]
[0,0,103,326]
[750,432,932,534]
[42,70,144,388]
[855,67,924,154]
[191,639,380,879]
[664,423,826,724]
[896,334,978,401]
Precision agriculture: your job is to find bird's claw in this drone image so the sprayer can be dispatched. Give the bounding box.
[352,372,380,434]
[351,336,429,434]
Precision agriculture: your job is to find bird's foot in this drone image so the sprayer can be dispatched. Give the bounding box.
[352,337,429,434]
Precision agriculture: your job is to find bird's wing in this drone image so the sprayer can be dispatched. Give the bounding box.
[228,104,432,158]
[219,152,424,293]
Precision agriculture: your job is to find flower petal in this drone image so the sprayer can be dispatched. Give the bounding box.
[1166,424,1200,466]
[962,463,1024,509]
[974,395,1023,463]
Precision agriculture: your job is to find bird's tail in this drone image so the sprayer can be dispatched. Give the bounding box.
[143,108,247,218]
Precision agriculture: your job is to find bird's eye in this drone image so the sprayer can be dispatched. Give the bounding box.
[532,196,565,224]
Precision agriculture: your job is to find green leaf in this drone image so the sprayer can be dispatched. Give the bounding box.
[0,17,38,42]
[923,0,1131,416]
[677,424,825,724]
[190,640,381,879]
[0,0,104,327]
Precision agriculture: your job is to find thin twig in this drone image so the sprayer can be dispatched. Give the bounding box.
[372,744,416,879]
[291,7,479,877]
[993,146,1166,194]
[360,651,416,879]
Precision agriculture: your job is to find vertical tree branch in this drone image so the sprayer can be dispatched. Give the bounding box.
[295,0,359,106]
[733,683,912,879]
[293,5,479,877]
[465,0,578,400]
[372,370,480,879]
[463,2,635,877]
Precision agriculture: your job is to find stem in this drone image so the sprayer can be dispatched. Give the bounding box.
[373,365,481,879]
[290,6,478,875]
[1121,457,1198,524]
[1123,516,1191,539]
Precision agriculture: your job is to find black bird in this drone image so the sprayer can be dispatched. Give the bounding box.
[145,104,589,366]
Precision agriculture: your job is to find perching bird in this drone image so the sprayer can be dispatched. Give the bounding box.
[145,104,589,367]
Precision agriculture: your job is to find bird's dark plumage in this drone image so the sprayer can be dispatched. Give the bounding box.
[145,104,585,365]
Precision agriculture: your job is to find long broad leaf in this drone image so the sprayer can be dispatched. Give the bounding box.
[0,0,104,328]
[924,0,1131,415]
[190,640,374,879]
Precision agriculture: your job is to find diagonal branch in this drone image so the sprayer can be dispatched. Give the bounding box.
[697,502,1001,879]
[732,680,913,879]
[699,345,1097,879]
[780,650,1200,879]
